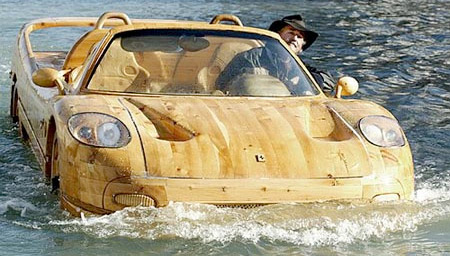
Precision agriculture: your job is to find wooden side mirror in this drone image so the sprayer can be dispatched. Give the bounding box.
[32,68,69,94]
[335,76,358,98]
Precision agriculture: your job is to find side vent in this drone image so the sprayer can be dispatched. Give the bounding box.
[113,193,155,207]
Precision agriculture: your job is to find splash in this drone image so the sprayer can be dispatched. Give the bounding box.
[0,197,41,216]
[47,194,450,246]
[4,163,450,247]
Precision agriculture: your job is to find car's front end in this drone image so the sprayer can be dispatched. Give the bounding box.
[53,94,413,216]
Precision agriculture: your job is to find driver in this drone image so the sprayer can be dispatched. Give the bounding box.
[268,15,334,94]
[215,34,302,94]
[215,15,334,95]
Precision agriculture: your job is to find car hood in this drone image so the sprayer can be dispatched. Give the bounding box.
[121,96,373,179]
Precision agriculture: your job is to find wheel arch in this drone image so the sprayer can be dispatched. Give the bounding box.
[44,116,57,178]
[9,72,18,121]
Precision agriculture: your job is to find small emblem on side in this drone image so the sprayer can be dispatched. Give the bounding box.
[255,154,266,162]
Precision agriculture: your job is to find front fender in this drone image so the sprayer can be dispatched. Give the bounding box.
[325,98,414,196]
[52,95,147,211]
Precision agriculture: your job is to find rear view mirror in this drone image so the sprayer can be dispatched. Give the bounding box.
[335,76,358,98]
[178,35,210,52]
[122,36,181,52]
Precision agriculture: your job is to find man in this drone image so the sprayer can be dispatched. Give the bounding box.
[215,15,334,95]
[268,15,334,94]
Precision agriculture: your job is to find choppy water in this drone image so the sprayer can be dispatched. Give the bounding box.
[0,0,449,255]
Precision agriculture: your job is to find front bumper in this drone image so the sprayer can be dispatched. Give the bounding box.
[60,174,414,216]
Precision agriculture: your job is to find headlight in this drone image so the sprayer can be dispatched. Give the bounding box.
[68,113,131,148]
[359,115,405,147]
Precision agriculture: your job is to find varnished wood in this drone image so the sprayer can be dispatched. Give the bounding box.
[210,14,243,26]
[10,12,414,216]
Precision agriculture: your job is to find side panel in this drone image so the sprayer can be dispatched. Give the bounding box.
[11,26,59,174]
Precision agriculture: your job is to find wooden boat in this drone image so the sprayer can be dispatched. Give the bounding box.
[9,12,414,216]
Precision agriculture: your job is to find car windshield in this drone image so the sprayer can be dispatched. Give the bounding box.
[87,29,319,96]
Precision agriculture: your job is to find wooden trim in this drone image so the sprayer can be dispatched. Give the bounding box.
[17,99,47,172]
[61,193,113,216]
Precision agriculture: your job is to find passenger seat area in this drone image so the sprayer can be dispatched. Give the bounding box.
[87,35,262,94]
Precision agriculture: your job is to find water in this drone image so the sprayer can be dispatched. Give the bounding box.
[1,0,449,254]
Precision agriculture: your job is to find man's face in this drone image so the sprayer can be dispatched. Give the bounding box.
[279,25,306,55]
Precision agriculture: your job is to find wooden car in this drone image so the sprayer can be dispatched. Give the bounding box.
[9,12,414,216]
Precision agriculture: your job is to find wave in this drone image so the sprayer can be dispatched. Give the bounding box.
[2,161,450,246]
[0,197,41,216]
[46,190,450,246]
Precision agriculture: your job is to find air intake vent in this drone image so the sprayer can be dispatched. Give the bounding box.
[113,193,155,207]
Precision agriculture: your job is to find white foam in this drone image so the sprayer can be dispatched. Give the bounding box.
[0,197,40,215]
[46,199,450,246]
[43,172,450,246]
[414,178,450,203]
[415,187,450,202]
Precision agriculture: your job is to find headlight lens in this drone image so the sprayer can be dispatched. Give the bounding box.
[68,113,131,148]
[359,115,405,147]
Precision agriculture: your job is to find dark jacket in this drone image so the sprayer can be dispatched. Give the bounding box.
[306,65,335,95]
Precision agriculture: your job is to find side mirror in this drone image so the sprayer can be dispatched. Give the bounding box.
[335,76,358,98]
[32,68,69,94]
